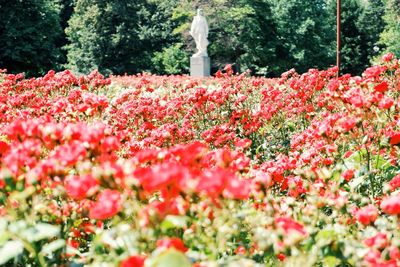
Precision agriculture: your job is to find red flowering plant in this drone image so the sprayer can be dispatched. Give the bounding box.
[1,54,400,266]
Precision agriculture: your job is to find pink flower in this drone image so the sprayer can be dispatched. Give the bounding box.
[234,138,252,149]
[364,66,387,79]
[378,96,394,109]
[389,174,400,191]
[339,117,357,132]
[390,132,400,145]
[364,233,388,250]
[100,136,120,153]
[275,217,307,236]
[0,140,9,154]
[374,81,389,93]
[223,176,252,200]
[156,237,188,252]
[196,168,228,198]
[342,169,355,181]
[349,95,365,108]
[65,174,98,200]
[380,194,400,215]
[383,53,394,62]
[355,205,378,225]
[389,246,400,261]
[52,141,87,166]
[120,255,145,267]
[89,190,122,220]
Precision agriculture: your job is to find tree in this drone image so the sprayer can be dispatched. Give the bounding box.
[269,0,336,74]
[336,0,385,75]
[152,43,189,74]
[173,0,336,76]
[139,0,184,74]
[379,0,400,57]
[65,0,181,75]
[65,0,144,74]
[172,0,280,76]
[58,0,75,64]
[335,0,366,75]
[0,0,64,76]
[357,0,385,63]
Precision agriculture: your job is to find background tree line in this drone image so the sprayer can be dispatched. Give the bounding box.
[0,0,398,77]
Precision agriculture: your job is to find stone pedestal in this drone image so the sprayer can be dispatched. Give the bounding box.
[190,56,210,77]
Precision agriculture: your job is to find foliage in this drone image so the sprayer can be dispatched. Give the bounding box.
[331,0,385,75]
[173,0,280,76]
[357,0,386,60]
[379,0,400,58]
[0,0,397,77]
[65,0,179,75]
[0,0,64,76]
[152,43,189,75]
[139,0,182,73]
[58,0,75,62]
[269,0,336,74]
[1,55,400,265]
[65,0,147,75]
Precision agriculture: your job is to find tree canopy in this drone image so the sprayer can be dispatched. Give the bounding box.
[0,0,397,76]
[0,0,64,76]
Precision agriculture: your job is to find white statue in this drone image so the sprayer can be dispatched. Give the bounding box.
[190,9,209,57]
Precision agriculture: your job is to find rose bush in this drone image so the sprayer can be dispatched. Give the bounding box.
[0,56,400,266]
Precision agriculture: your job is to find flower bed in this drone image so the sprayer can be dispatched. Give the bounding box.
[0,54,400,266]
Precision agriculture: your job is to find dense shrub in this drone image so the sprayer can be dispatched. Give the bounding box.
[0,54,400,266]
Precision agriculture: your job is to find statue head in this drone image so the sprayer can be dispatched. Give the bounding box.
[197,8,204,16]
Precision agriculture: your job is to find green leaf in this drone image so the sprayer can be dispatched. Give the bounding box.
[149,249,191,267]
[9,186,36,201]
[161,215,188,231]
[0,227,10,247]
[316,229,337,246]
[322,256,340,267]
[372,155,390,170]
[344,149,366,169]
[0,240,24,265]
[331,170,341,182]
[41,239,66,255]
[0,219,7,234]
[4,175,15,191]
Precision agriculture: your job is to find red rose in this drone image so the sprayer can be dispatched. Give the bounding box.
[380,194,400,215]
[340,117,357,132]
[120,255,145,267]
[65,174,98,200]
[374,81,389,93]
[355,204,378,225]
[389,246,400,260]
[383,53,394,62]
[275,217,307,236]
[342,169,355,181]
[364,232,388,250]
[0,140,9,154]
[234,246,246,255]
[390,132,400,145]
[378,96,394,109]
[277,253,286,261]
[156,237,188,252]
[89,189,122,220]
[389,174,400,191]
